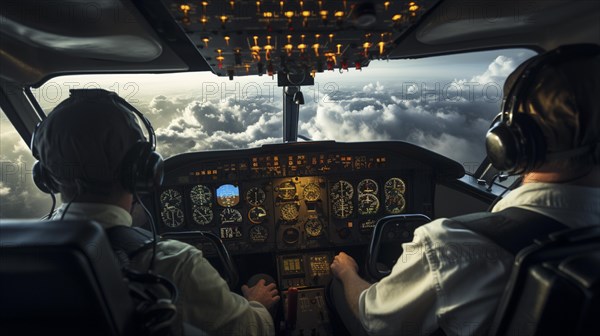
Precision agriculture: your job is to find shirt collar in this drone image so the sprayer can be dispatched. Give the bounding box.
[493,182,600,213]
[53,202,133,229]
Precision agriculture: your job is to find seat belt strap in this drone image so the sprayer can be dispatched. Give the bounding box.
[450,207,568,256]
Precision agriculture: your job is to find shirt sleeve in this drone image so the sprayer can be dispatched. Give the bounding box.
[134,240,275,336]
[358,221,439,336]
[359,218,514,336]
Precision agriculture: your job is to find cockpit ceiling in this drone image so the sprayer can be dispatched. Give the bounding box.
[160,0,441,78]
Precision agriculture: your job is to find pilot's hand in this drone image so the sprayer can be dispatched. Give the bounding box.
[242,279,281,310]
[330,252,359,282]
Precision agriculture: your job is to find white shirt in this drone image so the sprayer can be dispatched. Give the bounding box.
[358,183,600,336]
[53,202,275,336]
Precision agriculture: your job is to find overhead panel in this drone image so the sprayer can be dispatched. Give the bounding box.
[160,0,440,79]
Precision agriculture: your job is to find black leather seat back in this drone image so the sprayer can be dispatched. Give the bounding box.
[0,219,136,335]
[490,226,600,336]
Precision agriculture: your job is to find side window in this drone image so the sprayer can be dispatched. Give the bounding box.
[0,109,52,218]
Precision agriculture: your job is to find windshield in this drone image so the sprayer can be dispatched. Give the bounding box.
[1,48,535,218]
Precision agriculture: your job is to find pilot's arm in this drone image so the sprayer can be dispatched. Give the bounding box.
[332,218,513,336]
[133,240,277,335]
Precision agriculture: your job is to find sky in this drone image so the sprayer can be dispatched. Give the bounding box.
[0,48,536,218]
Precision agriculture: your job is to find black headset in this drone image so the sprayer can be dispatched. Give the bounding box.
[485,44,600,175]
[31,90,164,195]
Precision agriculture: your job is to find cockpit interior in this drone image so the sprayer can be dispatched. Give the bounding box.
[1,0,599,335]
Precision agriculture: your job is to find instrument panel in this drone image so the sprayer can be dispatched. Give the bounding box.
[154,141,464,255]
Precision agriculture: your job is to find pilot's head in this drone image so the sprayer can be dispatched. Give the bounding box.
[31,89,163,203]
[486,44,600,177]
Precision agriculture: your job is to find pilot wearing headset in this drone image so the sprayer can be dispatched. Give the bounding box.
[31,89,280,335]
[329,44,600,335]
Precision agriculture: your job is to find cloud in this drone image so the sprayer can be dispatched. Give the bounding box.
[0,182,10,196]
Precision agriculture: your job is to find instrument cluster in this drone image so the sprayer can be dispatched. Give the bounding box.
[157,174,414,254]
[152,142,454,254]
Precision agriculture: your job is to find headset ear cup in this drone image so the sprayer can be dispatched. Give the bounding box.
[486,122,520,173]
[120,142,164,193]
[32,161,58,194]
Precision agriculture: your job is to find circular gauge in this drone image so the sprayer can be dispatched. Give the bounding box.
[330,180,354,200]
[302,183,321,201]
[220,208,242,224]
[216,184,240,207]
[282,227,300,244]
[246,187,266,206]
[248,206,268,223]
[277,181,297,200]
[304,218,323,237]
[192,206,213,226]
[161,206,184,228]
[357,179,378,195]
[385,177,406,194]
[332,198,354,219]
[280,203,299,221]
[249,225,269,243]
[358,193,380,215]
[385,194,406,214]
[190,185,212,205]
[160,189,182,206]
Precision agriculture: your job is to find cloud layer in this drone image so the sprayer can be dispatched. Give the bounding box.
[1,52,531,218]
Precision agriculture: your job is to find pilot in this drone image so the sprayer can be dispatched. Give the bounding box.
[31,89,280,335]
[329,45,600,335]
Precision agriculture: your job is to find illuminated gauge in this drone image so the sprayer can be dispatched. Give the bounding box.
[385,177,406,194]
[249,225,269,243]
[277,181,297,200]
[302,182,321,201]
[192,206,213,226]
[385,194,406,214]
[282,227,300,244]
[330,180,354,200]
[161,206,184,228]
[304,218,323,237]
[248,206,268,224]
[190,185,212,205]
[357,179,378,195]
[216,184,240,207]
[332,198,354,219]
[220,208,243,224]
[246,187,266,206]
[160,189,182,206]
[358,193,380,215]
[280,203,299,221]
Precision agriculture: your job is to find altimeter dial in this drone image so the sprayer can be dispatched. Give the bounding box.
[246,187,266,206]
